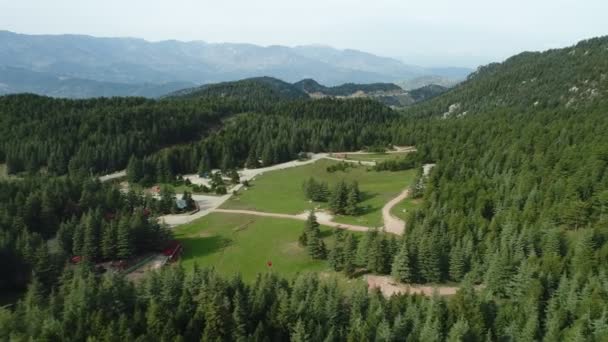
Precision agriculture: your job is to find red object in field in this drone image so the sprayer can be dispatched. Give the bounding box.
[71,256,82,264]
[162,241,183,261]
[267,260,272,267]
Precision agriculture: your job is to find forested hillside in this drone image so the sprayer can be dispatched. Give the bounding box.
[1,36,608,340]
[403,36,608,118]
[0,95,244,175]
[127,99,395,184]
[168,77,309,102]
[293,79,401,96]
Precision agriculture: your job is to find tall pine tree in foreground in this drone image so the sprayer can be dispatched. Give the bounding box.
[301,210,326,259]
[329,180,348,214]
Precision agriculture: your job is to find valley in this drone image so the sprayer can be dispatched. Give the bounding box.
[1,31,608,341]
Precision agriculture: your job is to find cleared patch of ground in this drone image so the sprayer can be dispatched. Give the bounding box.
[366,275,462,297]
[126,254,169,282]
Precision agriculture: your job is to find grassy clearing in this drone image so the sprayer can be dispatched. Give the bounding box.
[174,212,336,281]
[223,159,417,227]
[337,152,411,162]
[391,197,423,221]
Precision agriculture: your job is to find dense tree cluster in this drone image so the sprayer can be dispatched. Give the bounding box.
[374,152,421,171]
[302,178,361,215]
[302,178,330,202]
[0,176,172,293]
[115,98,395,184]
[329,180,361,215]
[0,266,531,341]
[0,95,240,176]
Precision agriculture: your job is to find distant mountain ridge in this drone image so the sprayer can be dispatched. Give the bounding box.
[0,30,471,98]
[0,66,193,98]
[168,77,309,101]
[293,79,401,96]
[169,76,448,107]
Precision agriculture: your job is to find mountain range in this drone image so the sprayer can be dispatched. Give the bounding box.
[168,76,448,107]
[0,30,471,98]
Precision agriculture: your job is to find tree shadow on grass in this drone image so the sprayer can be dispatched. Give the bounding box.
[320,229,334,239]
[359,191,378,202]
[357,204,381,217]
[178,235,234,260]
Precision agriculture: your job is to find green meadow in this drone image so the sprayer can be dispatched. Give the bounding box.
[222,159,417,227]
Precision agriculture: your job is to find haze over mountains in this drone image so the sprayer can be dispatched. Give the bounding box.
[0,30,471,98]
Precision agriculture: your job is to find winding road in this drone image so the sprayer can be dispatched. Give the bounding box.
[381,189,410,235]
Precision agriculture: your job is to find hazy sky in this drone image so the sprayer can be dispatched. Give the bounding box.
[1,0,607,67]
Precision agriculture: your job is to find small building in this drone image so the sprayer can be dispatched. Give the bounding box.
[176,199,188,210]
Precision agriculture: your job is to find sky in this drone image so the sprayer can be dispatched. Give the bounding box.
[1,0,607,68]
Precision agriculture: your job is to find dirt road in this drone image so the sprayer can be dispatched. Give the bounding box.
[99,170,127,182]
[214,209,372,232]
[366,275,461,296]
[159,193,232,227]
[323,156,376,166]
[382,189,410,235]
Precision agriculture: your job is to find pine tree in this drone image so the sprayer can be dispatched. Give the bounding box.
[40,190,57,239]
[72,223,84,256]
[101,222,117,260]
[262,145,275,167]
[368,234,390,274]
[328,228,346,271]
[447,318,471,342]
[182,191,195,210]
[159,185,176,214]
[245,151,260,169]
[349,181,361,203]
[449,245,466,281]
[392,238,412,283]
[305,211,327,260]
[291,319,309,342]
[232,290,249,342]
[126,155,143,183]
[375,319,392,342]
[345,186,360,216]
[197,152,211,177]
[317,182,330,202]
[343,233,358,277]
[571,231,595,280]
[116,216,133,260]
[329,181,348,214]
[210,171,224,189]
[419,234,441,283]
[82,212,101,261]
[300,210,319,247]
[228,169,240,184]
